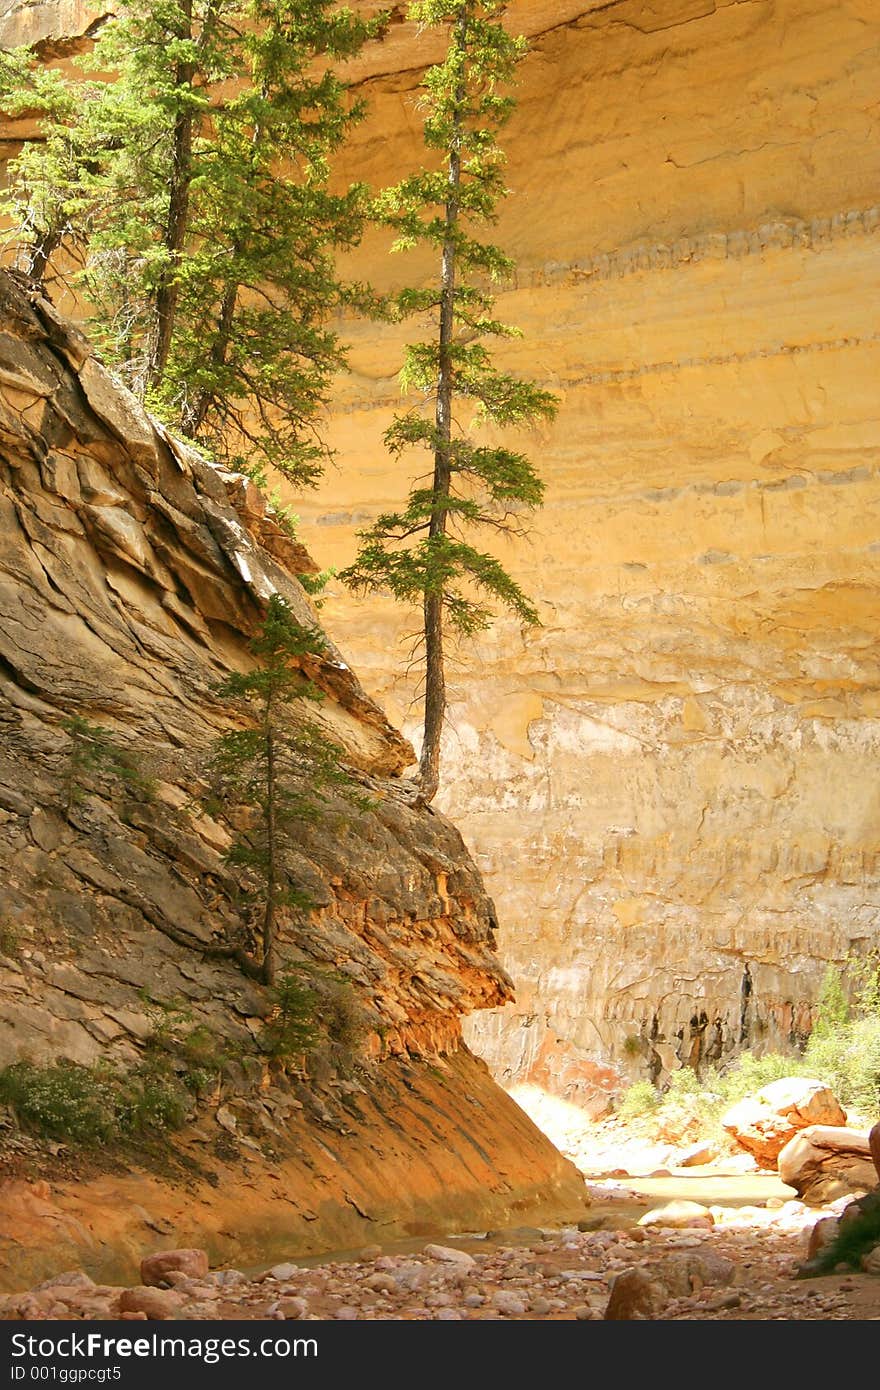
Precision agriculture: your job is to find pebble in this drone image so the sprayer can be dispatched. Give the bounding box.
[4,1194,880,1323]
[424,1244,476,1266]
[492,1292,527,1315]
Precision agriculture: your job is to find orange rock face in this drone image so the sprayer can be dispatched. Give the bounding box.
[0,1050,590,1291]
[288,0,880,1091]
[2,0,879,1098]
[722,1078,847,1168]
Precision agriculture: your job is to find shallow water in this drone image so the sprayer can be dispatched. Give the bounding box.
[246,1170,798,1275]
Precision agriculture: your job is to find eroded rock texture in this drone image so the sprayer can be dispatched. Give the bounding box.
[3,0,879,1105]
[0,270,590,1272]
[295,0,880,1098]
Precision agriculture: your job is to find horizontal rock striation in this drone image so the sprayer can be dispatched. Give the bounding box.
[285,0,880,1095]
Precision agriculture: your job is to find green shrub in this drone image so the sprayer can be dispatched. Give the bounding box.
[616,1080,661,1121]
[261,969,320,1063]
[115,1060,189,1134]
[715,1050,809,1104]
[848,949,880,1017]
[812,964,850,1039]
[316,972,367,1061]
[800,950,880,1115]
[261,966,367,1076]
[0,1060,118,1143]
[804,1016,880,1115]
[61,714,154,820]
[0,1057,188,1145]
[0,921,21,960]
[143,1002,235,1092]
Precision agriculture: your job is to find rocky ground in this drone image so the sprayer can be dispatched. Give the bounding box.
[3,1175,880,1321]
[1,1195,878,1323]
[4,1078,880,1321]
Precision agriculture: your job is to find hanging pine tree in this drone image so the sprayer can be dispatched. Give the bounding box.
[340,0,557,801]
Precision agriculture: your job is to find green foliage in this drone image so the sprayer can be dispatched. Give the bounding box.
[340,0,557,798]
[2,1,384,487]
[61,715,154,821]
[0,47,100,282]
[260,968,320,1061]
[142,997,235,1094]
[0,921,21,961]
[812,964,850,1039]
[804,1017,880,1115]
[615,1053,813,1132]
[0,1058,187,1146]
[615,968,880,1134]
[847,949,880,1017]
[261,965,367,1076]
[209,594,362,984]
[663,1066,704,1099]
[712,1050,808,1104]
[801,951,880,1114]
[314,969,367,1073]
[298,567,337,606]
[616,1080,661,1121]
[799,1193,880,1277]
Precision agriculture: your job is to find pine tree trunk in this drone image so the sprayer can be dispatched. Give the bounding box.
[179,84,260,438]
[180,280,238,437]
[262,720,277,986]
[419,10,467,804]
[147,0,196,391]
[25,227,62,284]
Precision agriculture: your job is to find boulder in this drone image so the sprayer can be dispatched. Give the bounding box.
[721,1078,846,1168]
[140,1248,209,1286]
[423,1244,476,1266]
[805,1216,839,1261]
[604,1268,668,1320]
[637,1200,715,1230]
[276,1297,308,1319]
[653,1250,736,1296]
[117,1287,184,1319]
[778,1125,876,1204]
[675,1140,717,1168]
[861,1246,880,1274]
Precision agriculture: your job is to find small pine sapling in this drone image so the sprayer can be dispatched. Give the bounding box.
[208,593,357,985]
[61,714,154,822]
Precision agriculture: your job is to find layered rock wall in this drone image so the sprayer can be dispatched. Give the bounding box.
[292,0,880,1099]
[0,269,590,1276]
[2,0,879,1106]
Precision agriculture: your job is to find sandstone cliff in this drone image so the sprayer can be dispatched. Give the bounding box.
[3,0,879,1112]
[300,0,880,1102]
[0,269,590,1288]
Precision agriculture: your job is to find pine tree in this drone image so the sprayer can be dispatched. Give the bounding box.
[0,49,104,284]
[340,1,557,801]
[208,594,355,986]
[1,1,383,488]
[60,715,154,822]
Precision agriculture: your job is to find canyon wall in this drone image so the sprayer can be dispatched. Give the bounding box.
[0,269,590,1286]
[2,0,879,1110]
[295,0,880,1103]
